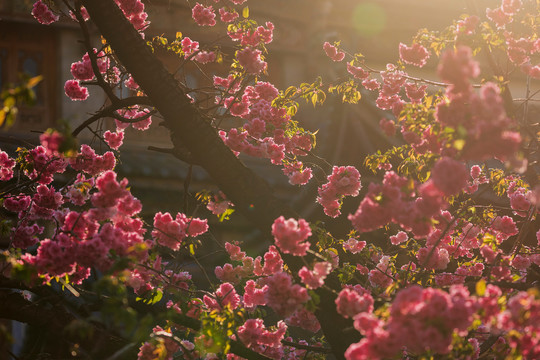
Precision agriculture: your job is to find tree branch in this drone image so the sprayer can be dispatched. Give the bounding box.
[80,1,357,357]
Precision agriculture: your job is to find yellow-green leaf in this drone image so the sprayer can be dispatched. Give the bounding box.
[476,279,486,296]
[453,139,465,150]
[27,75,43,89]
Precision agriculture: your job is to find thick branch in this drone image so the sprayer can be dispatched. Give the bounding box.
[0,290,135,358]
[81,1,356,357]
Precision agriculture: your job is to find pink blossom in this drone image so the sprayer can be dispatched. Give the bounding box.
[491,216,519,241]
[152,212,207,250]
[219,8,239,23]
[243,280,267,309]
[456,15,480,35]
[259,245,283,275]
[70,61,94,81]
[511,254,531,270]
[91,171,129,209]
[285,308,321,333]
[399,43,430,67]
[347,63,369,79]
[390,231,408,245]
[298,261,332,289]
[25,146,67,184]
[317,166,361,217]
[379,118,396,137]
[194,51,216,64]
[225,242,245,261]
[11,223,43,249]
[237,319,287,348]
[237,47,267,74]
[181,37,200,57]
[262,272,310,317]
[336,287,374,318]
[192,3,216,26]
[31,0,59,25]
[39,131,64,156]
[103,131,124,150]
[501,0,522,15]
[430,157,468,196]
[362,78,380,91]
[404,82,427,103]
[115,0,149,30]
[203,282,240,310]
[271,216,311,256]
[69,145,115,176]
[323,42,345,62]
[64,80,89,101]
[486,7,512,28]
[239,22,274,46]
[438,46,479,93]
[215,263,243,284]
[283,162,313,186]
[417,246,450,270]
[343,238,366,253]
[0,150,16,181]
[368,256,394,288]
[3,195,31,214]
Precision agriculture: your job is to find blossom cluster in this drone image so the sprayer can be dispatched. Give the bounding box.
[16,0,540,359]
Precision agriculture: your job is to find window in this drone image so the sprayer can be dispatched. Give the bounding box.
[0,21,57,131]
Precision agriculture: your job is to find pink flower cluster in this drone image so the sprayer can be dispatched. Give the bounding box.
[435,47,521,161]
[262,272,310,317]
[323,42,345,62]
[64,80,89,101]
[207,191,233,216]
[69,145,115,176]
[317,166,362,217]
[349,171,443,238]
[271,216,311,256]
[0,150,15,181]
[25,146,67,185]
[428,157,469,196]
[71,50,109,82]
[238,319,287,348]
[346,285,476,359]
[114,0,149,30]
[18,169,148,283]
[237,47,267,74]
[298,261,332,289]
[343,238,366,253]
[192,3,216,26]
[399,43,430,67]
[103,131,124,150]
[218,81,314,176]
[486,0,522,29]
[152,212,208,251]
[229,21,274,47]
[282,161,313,185]
[203,282,241,310]
[336,286,374,318]
[31,0,59,25]
[285,308,321,333]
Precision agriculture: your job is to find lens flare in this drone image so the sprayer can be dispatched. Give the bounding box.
[352,2,386,37]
